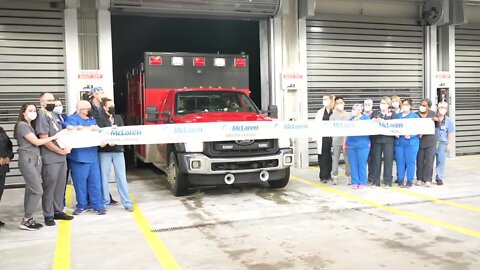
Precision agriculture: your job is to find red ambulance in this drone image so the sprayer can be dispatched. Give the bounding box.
[126,52,293,196]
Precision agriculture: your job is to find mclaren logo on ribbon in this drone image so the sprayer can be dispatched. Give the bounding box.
[56,118,435,149]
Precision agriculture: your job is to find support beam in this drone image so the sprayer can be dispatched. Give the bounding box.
[64,5,80,114]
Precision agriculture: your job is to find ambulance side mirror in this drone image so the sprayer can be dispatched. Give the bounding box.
[267,105,278,119]
[146,106,159,122]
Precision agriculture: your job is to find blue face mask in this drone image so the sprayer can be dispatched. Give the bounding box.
[53,106,63,115]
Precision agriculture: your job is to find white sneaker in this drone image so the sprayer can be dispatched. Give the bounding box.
[332,176,338,185]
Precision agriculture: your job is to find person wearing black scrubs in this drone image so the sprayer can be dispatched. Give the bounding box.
[314,94,334,183]
[0,126,14,227]
[416,98,437,187]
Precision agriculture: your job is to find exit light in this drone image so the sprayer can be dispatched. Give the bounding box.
[171,57,184,66]
[234,58,247,68]
[193,57,206,67]
[214,58,226,67]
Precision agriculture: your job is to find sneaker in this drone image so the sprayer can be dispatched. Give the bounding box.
[332,177,338,185]
[110,198,119,206]
[352,184,359,189]
[398,181,405,188]
[415,180,424,186]
[94,209,107,215]
[0,220,5,227]
[44,217,55,226]
[425,182,432,187]
[72,208,88,215]
[384,184,392,189]
[358,184,365,189]
[436,180,444,185]
[54,212,74,221]
[406,181,413,188]
[125,206,134,212]
[19,218,43,231]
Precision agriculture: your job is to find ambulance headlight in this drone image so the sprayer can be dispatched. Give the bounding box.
[278,137,292,148]
[184,141,203,152]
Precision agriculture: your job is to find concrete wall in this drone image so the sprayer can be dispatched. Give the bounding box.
[466,5,480,23]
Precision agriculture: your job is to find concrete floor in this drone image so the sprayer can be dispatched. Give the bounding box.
[1,155,480,270]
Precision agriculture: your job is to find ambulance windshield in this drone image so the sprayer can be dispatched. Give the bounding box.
[175,91,259,115]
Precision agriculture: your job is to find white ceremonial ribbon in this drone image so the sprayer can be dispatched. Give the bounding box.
[56,118,435,149]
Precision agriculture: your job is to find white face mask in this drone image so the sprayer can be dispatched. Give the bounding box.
[380,104,389,111]
[438,108,447,115]
[363,105,372,112]
[402,105,410,113]
[419,106,427,113]
[392,101,400,109]
[336,104,344,111]
[322,100,331,107]
[53,106,63,115]
[26,112,37,121]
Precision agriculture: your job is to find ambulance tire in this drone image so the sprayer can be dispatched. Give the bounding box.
[268,168,290,188]
[167,151,188,196]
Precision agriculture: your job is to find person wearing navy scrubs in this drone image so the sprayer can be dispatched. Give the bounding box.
[67,100,106,215]
[344,104,371,189]
[395,99,420,188]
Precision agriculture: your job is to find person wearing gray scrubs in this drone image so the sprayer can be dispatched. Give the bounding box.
[416,98,437,187]
[329,97,351,185]
[14,103,59,231]
[35,93,73,226]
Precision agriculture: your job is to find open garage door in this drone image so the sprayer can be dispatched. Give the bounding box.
[305,15,424,163]
[455,24,480,155]
[110,0,280,19]
[0,0,66,186]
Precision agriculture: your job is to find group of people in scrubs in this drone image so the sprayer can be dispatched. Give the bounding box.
[315,95,455,189]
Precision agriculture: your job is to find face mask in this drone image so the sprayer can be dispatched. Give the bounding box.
[419,106,427,113]
[402,106,410,112]
[392,102,400,109]
[108,107,115,115]
[53,106,63,115]
[45,103,55,112]
[322,100,330,107]
[26,112,37,121]
[363,105,372,112]
[336,104,344,111]
[439,108,447,115]
[380,104,388,111]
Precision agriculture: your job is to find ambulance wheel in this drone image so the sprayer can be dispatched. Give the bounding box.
[268,168,290,188]
[167,151,188,196]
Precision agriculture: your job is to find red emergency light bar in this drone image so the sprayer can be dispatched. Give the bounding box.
[193,57,205,67]
[149,56,162,66]
[234,57,247,68]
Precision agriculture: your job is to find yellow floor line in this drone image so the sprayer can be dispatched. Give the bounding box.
[52,184,73,270]
[447,161,480,169]
[292,175,480,239]
[130,197,181,270]
[390,187,480,212]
